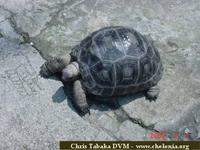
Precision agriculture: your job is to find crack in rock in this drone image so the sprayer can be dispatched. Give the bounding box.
[37,0,86,38]
[0,11,48,60]
[83,116,120,140]
[114,107,158,132]
[0,7,22,42]
[0,32,3,38]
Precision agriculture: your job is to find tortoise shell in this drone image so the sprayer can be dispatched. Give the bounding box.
[71,26,163,96]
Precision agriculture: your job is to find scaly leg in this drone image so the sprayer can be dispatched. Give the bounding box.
[73,80,90,115]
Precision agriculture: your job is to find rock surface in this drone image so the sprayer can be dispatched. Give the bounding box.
[0,0,200,149]
[0,38,115,149]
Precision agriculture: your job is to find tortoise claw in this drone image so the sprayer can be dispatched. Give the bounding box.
[79,108,90,116]
[145,86,160,102]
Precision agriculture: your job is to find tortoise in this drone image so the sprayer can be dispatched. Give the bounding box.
[40,26,163,115]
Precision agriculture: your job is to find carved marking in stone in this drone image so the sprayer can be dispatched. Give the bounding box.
[4,53,41,97]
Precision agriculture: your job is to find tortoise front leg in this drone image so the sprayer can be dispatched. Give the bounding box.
[73,80,90,115]
[145,85,160,102]
[62,61,80,81]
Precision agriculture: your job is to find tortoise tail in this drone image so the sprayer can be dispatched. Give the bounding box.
[40,57,70,78]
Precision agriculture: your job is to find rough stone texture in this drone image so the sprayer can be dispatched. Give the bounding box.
[116,120,147,140]
[0,8,22,42]
[154,102,200,140]
[0,0,200,149]
[0,38,114,149]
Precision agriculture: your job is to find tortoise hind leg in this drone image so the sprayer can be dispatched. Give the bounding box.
[145,85,160,102]
[73,80,90,115]
[39,54,71,78]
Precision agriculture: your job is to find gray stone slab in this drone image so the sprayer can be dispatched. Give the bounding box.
[154,102,200,140]
[116,120,146,140]
[0,8,22,42]
[1,0,200,145]
[0,38,114,149]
